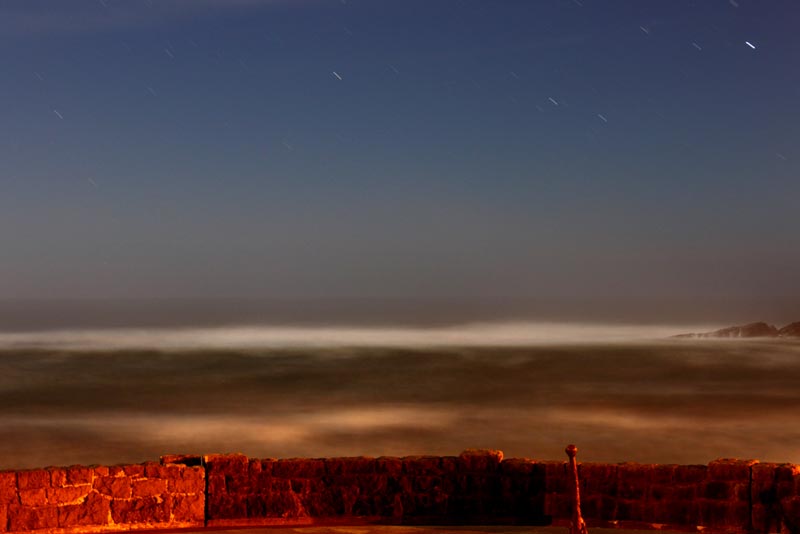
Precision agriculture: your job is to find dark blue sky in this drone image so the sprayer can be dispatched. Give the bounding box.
[1,0,798,300]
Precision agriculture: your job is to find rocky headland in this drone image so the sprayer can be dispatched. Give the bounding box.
[675,321,800,338]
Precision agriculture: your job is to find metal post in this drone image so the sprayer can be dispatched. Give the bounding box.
[566,444,588,534]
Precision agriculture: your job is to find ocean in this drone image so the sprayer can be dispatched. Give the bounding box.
[2,304,798,470]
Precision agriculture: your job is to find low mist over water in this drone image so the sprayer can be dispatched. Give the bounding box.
[2,319,799,469]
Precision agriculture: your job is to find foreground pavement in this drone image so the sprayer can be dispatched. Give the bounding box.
[183,527,688,534]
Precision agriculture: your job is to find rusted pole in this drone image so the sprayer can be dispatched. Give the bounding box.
[566,444,588,534]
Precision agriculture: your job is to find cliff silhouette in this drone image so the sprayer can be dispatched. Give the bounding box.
[675,321,800,339]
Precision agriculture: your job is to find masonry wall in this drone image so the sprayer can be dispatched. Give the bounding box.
[204,449,545,527]
[0,460,204,534]
[2,450,800,534]
[204,451,800,533]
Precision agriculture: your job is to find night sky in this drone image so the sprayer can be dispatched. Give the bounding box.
[1,0,798,301]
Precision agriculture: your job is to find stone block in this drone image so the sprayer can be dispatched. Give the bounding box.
[616,497,646,521]
[19,488,48,507]
[111,496,171,524]
[457,449,503,472]
[501,458,543,477]
[93,466,109,477]
[500,473,543,499]
[375,457,403,476]
[264,476,292,492]
[49,469,67,487]
[273,458,325,478]
[132,478,167,498]
[169,467,204,494]
[358,475,389,495]
[650,464,678,484]
[580,462,617,495]
[17,470,50,491]
[707,459,757,481]
[403,456,443,475]
[780,496,800,532]
[775,464,800,483]
[580,494,616,520]
[207,455,248,494]
[386,475,411,496]
[351,457,378,474]
[58,493,110,527]
[616,471,648,500]
[777,481,797,500]
[173,493,204,522]
[646,499,696,525]
[209,494,247,519]
[0,473,16,505]
[66,466,93,485]
[259,459,277,476]
[204,454,248,476]
[123,464,145,477]
[440,456,460,473]
[143,462,168,479]
[752,463,779,487]
[304,488,338,517]
[734,482,750,501]
[287,478,308,495]
[649,484,667,501]
[353,494,382,517]
[108,466,126,477]
[334,484,360,516]
[47,484,91,504]
[455,473,497,495]
[542,461,569,493]
[752,502,786,534]
[704,480,735,500]
[163,464,183,479]
[697,499,750,528]
[674,464,707,484]
[248,459,262,477]
[409,476,437,493]
[225,473,249,494]
[8,505,58,531]
[543,492,571,519]
[674,500,701,526]
[207,473,226,496]
[246,491,305,519]
[93,475,132,499]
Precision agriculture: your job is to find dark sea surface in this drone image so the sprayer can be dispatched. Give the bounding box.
[1,320,799,470]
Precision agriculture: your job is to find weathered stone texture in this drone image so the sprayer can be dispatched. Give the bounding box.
[172,493,204,522]
[131,478,167,498]
[205,449,543,526]
[7,505,58,531]
[752,462,800,534]
[0,473,17,506]
[16,471,49,492]
[93,476,131,500]
[1,461,204,533]
[5,452,800,533]
[65,467,92,486]
[57,493,110,527]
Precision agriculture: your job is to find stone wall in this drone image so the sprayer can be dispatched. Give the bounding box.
[204,451,800,533]
[204,449,545,527]
[543,459,756,531]
[2,450,800,533]
[0,460,204,534]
